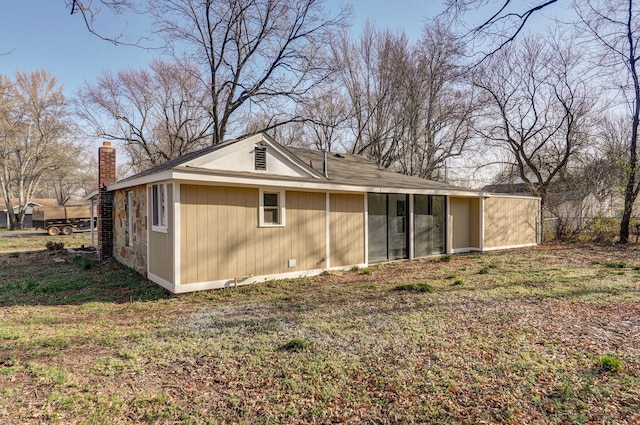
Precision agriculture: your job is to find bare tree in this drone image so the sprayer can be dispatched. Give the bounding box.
[334,24,408,167]
[77,59,213,172]
[335,21,476,179]
[395,20,476,180]
[0,70,72,229]
[576,0,640,243]
[243,111,306,147]
[443,0,562,62]
[66,0,145,46]
[151,0,349,146]
[473,33,595,214]
[34,147,96,205]
[296,88,351,152]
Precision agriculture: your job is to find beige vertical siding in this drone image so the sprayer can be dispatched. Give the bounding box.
[148,184,174,283]
[113,185,147,275]
[450,197,481,250]
[330,193,365,267]
[484,196,539,248]
[180,186,327,284]
[469,198,480,248]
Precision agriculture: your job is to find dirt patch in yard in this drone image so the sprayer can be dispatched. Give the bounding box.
[1,243,640,424]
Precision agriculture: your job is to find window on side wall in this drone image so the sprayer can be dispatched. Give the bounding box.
[151,183,167,232]
[259,189,285,227]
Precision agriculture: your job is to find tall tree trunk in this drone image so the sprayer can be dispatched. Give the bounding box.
[618,0,640,244]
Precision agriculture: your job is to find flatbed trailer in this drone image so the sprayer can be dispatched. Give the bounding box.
[32,205,95,236]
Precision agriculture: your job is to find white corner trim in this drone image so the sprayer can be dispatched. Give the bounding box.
[479,196,485,251]
[363,193,368,265]
[408,194,414,260]
[173,183,181,288]
[326,192,331,269]
[446,196,452,254]
[148,272,176,293]
[146,186,151,280]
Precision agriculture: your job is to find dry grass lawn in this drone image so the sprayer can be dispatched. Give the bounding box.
[0,236,639,424]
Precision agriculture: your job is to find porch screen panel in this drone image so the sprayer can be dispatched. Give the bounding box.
[388,194,409,260]
[414,195,433,258]
[414,195,446,257]
[367,193,388,263]
[432,196,445,254]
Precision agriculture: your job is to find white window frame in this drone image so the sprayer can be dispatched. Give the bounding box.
[126,190,134,246]
[259,188,285,227]
[151,183,168,233]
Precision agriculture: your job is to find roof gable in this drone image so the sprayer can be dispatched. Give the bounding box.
[108,133,481,195]
[183,133,322,179]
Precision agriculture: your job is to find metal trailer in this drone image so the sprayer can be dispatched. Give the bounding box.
[32,205,95,236]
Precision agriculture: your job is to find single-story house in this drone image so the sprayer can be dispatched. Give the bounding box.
[0,199,59,229]
[97,133,540,293]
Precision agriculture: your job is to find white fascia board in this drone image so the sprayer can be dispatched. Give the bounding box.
[109,168,487,197]
[107,170,173,191]
[481,192,541,200]
[170,170,485,196]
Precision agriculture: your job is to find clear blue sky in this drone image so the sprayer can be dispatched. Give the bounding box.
[0,0,444,97]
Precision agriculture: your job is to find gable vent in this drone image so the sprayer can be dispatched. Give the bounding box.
[255,146,267,170]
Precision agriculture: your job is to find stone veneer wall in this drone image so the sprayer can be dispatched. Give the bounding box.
[113,185,147,275]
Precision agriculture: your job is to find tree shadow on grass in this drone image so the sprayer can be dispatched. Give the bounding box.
[0,250,171,306]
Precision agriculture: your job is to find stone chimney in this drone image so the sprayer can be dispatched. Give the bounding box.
[98,141,116,260]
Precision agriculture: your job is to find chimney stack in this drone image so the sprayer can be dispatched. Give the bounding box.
[98,141,116,260]
[98,141,116,188]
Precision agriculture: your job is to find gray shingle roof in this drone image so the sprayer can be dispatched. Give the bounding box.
[116,136,476,193]
[118,138,240,183]
[286,147,473,192]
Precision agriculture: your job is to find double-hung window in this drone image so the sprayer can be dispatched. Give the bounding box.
[259,189,285,227]
[151,183,167,232]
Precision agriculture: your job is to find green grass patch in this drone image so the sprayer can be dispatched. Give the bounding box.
[280,338,310,352]
[394,282,435,292]
[597,354,622,372]
[72,255,96,270]
[26,363,69,385]
[592,260,627,268]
